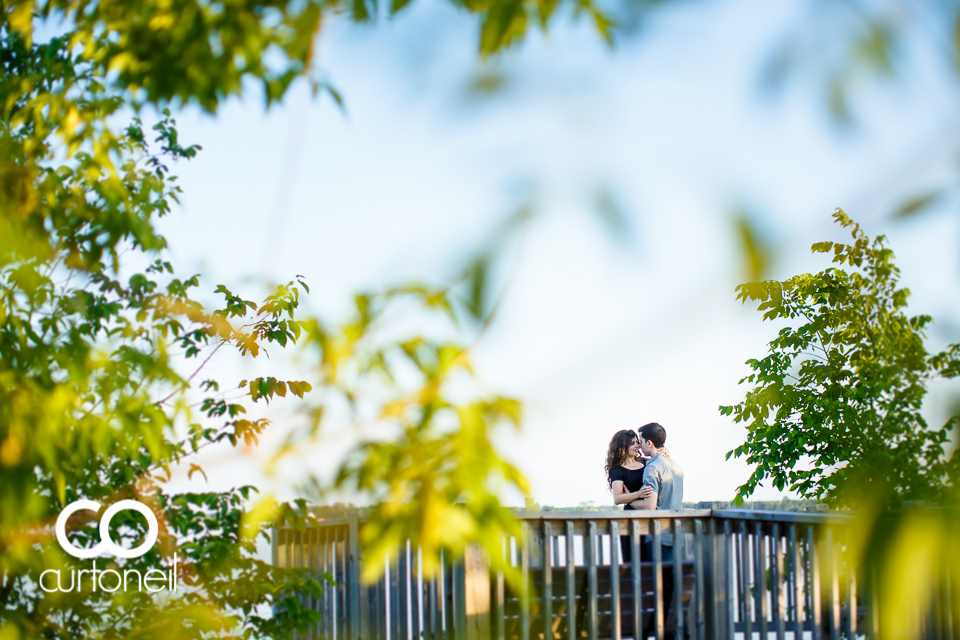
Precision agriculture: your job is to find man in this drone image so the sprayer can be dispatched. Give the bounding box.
[630,422,685,639]
[630,422,684,557]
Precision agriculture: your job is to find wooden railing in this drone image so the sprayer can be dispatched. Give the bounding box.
[273,506,956,640]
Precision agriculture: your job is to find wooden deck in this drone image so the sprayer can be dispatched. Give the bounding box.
[273,506,956,640]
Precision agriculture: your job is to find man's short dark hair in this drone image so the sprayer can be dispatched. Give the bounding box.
[639,422,666,449]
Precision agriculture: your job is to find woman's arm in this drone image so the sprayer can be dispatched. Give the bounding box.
[612,480,653,505]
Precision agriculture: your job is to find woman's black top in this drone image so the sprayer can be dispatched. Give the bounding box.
[609,465,645,511]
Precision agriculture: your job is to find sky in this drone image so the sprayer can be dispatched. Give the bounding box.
[154,0,960,509]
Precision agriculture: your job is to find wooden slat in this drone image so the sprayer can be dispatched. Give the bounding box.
[934,583,943,640]
[272,525,281,567]
[317,530,324,639]
[343,528,350,640]
[337,527,350,640]
[587,520,598,640]
[553,535,560,575]
[400,543,409,640]
[739,521,752,640]
[941,567,952,640]
[317,529,325,640]
[318,529,327,640]
[565,521,576,640]
[543,521,553,640]
[694,519,705,640]
[323,529,331,640]
[454,558,467,640]
[445,554,454,640]
[845,528,856,640]
[430,566,440,640]
[755,522,768,640]
[439,550,449,640]
[512,509,712,521]
[324,528,338,640]
[809,526,822,640]
[414,546,423,640]
[390,553,400,640]
[445,551,456,640]
[786,533,794,637]
[610,520,621,640]
[931,569,943,640]
[731,521,746,626]
[286,531,303,639]
[674,519,685,640]
[713,510,852,525]
[521,522,530,640]
[724,519,735,640]
[343,528,349,640]
[336,529,343,640]
[308,529,316,640]
[413,547,422,640]
[790,524,803,640]
[349,514,361,640]
[653,519,664,640]
[422,568,431,640]
[632,519,642,640]
[376,563,386,640]
[289,532,298,640]
[772,523,785,640]
[708,518,720,640]
[826,526,840,640]
[865,569,878,640]
[495,543,505,640]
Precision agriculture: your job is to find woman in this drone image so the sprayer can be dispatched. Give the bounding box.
[606,429,653,562]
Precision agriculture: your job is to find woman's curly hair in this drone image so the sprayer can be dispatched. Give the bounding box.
[605,429,639,489]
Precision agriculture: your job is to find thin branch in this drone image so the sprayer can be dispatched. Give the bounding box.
[156,338,228,406]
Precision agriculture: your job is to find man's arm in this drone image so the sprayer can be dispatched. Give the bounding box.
[628,491,657,510]
[629,467,660,509]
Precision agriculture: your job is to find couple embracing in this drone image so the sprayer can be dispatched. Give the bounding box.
[604,422,684,563]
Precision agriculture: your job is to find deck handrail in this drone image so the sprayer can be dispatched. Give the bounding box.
[273,506,954,640]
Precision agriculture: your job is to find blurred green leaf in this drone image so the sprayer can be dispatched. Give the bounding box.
[594,187,634,244]
[733,211,773,282]
[892,189,943,220]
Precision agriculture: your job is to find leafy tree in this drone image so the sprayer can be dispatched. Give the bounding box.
[0,0,585,634]
[722,210,960,508]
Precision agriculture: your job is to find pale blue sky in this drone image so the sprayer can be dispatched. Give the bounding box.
[155,0,960,507]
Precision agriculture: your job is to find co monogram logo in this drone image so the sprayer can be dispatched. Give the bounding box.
[55,499,159,560]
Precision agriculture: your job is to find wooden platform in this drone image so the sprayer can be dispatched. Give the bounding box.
[498,562,696,640]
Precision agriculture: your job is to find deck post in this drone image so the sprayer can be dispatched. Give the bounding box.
[587,520,599,640]
[544,521,553,640]
[272,524,280,567]
[348,512,363,640]
[565,520,576,640]
[521,522,530,640]
[672,520,683,640]
[610,519,621,640]
[463,544,491,640]
[724,519,735,640]
[713,516,729,640]
[699,516,718,640]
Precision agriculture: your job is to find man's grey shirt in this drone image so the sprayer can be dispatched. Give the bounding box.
[642,454,684,546]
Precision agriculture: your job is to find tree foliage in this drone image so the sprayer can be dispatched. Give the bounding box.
[0,99,330,635]
[0,0,564,634]
[722,210,960,508]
